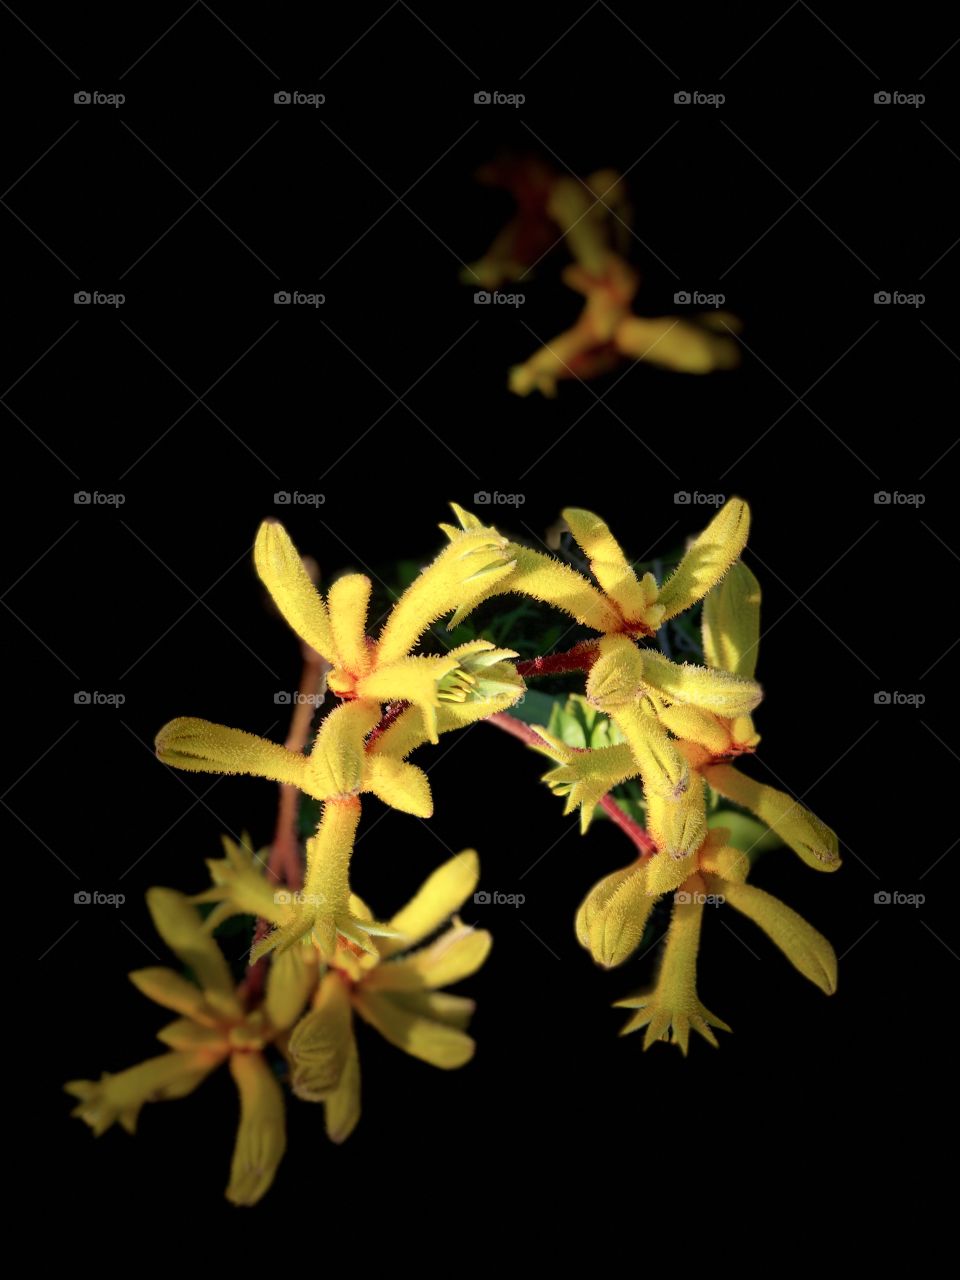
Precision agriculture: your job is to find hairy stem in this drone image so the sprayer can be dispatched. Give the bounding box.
[515,640,599,678]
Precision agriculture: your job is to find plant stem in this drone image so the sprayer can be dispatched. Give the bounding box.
[515,640,599,678]
[598,793,657,854]
[244,645,327,997]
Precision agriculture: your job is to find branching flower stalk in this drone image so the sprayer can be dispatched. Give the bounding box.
[68,498,840,1205]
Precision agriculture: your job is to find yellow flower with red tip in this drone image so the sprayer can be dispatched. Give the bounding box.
[287,850,490,1142]
[65,888,315,1206]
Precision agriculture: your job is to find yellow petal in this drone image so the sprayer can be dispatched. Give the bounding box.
[66,1051,219,1136]
[702,561,761,678]
[324,1026,361,1143]
[380,850,480,956]
[562,507,654,626]
[226,1051,286,1207]
[645,772,709,864]
[366,922,492,991]
[288,970,353,1099]
[376,527,515,664]
[265,944,316,1031]
[362,754,433,817]
[145,889,242,1016]
[155,1019,229,1051]
[155,718,308,787]
[578,862,655,968]
[128,967,219,1025]
[586,634,645,708]
[352,990,476,1068]
[382,990,476,1029]
[304,700,379,799]
[493,547,624,633]
[704,764,840,871]
[656,703,732,756]
[254,520,338,664]
[639,650,763,718]
[658,499,750,621]
[714,878,837,994]
[328,574,373,676]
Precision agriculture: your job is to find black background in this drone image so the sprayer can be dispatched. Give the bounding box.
[7,1,957,1231]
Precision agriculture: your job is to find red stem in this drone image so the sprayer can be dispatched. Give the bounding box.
[598,793,657,855]
[516,641,599,678]
[366,700,409,748]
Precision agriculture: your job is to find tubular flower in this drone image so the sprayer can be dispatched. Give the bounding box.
[443,498,751,642]
[615,874,731,1054]
[65,888,315,1206]
[287,850,490,1142]
[615,829,837,1051]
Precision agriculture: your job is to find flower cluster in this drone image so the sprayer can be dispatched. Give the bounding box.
[444,498,840,1050]
[67,498,841,1203]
